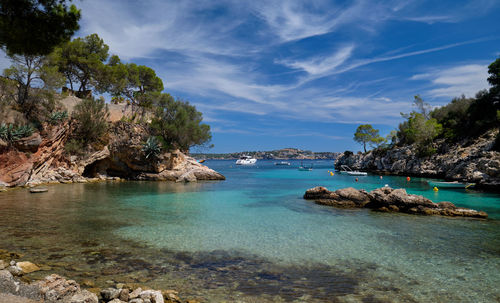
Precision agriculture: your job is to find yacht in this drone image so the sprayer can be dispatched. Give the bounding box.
[338,165,367,176]
[274,161,291,166]
[236,155,257,165]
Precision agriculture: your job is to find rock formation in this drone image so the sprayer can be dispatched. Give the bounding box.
[304,186,488,218]
[0,121,224,188]
[335,129,500,190]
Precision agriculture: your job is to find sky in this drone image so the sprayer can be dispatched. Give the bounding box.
[4,0,500,153]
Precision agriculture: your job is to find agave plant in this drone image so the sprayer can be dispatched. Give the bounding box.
[0,123,34,142]
[142,136,161,159]
[0,123,8,141]
[48,111,68,125]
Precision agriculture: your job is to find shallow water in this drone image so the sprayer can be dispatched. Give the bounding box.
[0,160,499,302]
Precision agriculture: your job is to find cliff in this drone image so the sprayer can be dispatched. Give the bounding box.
[335,129,500,190]
[0,120,225,188]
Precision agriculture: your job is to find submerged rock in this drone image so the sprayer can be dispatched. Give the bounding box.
[304,186,488,218]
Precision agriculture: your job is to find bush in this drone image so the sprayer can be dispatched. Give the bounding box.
[72,97,109,144]
[64,139,85,155]
[142,136,161,159]
[344,150,353,157]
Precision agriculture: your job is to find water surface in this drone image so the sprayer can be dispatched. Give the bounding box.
[0,160,499,302]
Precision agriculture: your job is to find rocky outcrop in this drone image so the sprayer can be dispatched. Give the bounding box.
[0,121,224,187]
[335,129,500,190]
[304,186,488,218]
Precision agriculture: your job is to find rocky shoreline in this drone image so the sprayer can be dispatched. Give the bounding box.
[334,129,500,191]
[0,258,193,303]
[0,121,224,189]
[304,186,488,218]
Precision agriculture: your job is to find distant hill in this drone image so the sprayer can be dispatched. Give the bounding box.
[192,148,340,160]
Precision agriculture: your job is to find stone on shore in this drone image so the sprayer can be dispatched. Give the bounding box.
[304,186,488,218]
[16,262,40,274]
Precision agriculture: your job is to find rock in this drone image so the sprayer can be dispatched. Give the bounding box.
[129,299,144,303]
[101,288,121,301]
[29,187,48,193]
[304,186,487,218]
[108,299,126,303]
[34,274,81,301]
[7,265,23,276]
[69,290,99,303]
[129,287,142,299]
[16,262,40,274]
[140,290,164,303]
[118,288,129,301]
[14,133,42,152]
[0,260,6,270]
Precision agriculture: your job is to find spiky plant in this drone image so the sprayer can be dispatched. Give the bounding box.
[142,136,161,159]
[48,111,68,125]
[0,123,8,141]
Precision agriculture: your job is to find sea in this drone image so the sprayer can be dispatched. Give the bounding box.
[0,159,499,302]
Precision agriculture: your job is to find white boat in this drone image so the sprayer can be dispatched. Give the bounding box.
[427,181,475,189]
[275,161,291,166]
[346,171,368,176]
[236,155,257,165]
[338,165,367,176]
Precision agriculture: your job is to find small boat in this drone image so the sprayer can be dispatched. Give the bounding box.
[197,159,206,163]
[298,161,313,171]
[29,187,48,193]
[274,161,291,166]
[338,165,367,176]
[236,155,257,165]
[427,181,475,189]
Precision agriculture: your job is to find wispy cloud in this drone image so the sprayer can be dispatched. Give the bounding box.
[411,64,490,98]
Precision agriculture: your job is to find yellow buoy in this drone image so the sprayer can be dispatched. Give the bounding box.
[433,187,439,192]
[330,172,334,176]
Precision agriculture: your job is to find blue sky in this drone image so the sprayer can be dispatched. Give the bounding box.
[4,0,500,153]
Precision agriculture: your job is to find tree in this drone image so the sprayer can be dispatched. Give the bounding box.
[397,112,442,157]
[354,124,384,153]
[3,53,64,118]
[150,93,211,152]
[105,58,163,117]
[0,0,80,55]
[51,33,109,94]
[487,57,500,89]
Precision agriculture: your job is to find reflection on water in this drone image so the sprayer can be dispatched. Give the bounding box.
[0,160,499,302]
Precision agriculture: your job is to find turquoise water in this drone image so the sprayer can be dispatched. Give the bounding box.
[0,159,499,302]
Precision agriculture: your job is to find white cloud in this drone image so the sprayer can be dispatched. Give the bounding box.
[276,45,354,75]
[411,64,490,98]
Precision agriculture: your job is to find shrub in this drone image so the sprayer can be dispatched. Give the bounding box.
[72,97,109,144]
[142,136,161,159]
[64,139,85,155]
[344,150,353,157]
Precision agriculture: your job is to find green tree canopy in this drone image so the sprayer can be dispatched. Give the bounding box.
[105,58,164,116]
[150,93,211,152]
[354,124,384,153]
[0,0,80,55]
[51,33,109,93]
[397,112,442,157]
[487,57,500,89]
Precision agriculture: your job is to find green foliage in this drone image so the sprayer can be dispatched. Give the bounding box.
[397,113,442,157]
[51,33,109,93]
[343,150,353,157]
[0,123,34,142]
[142,136,161,159]
[0,0,80,55]
[488,57,500,88]
[3,53,64,120]
[430,95,473,140]
[150,93,212,151]
[48,111,68,125]
[72,97,109,144]
[353,124,385,153]
[105,58,163,117]
[64,138,84,155]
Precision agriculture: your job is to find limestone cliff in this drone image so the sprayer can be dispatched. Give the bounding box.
[0,121,224,188]
[335,129,499,190]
